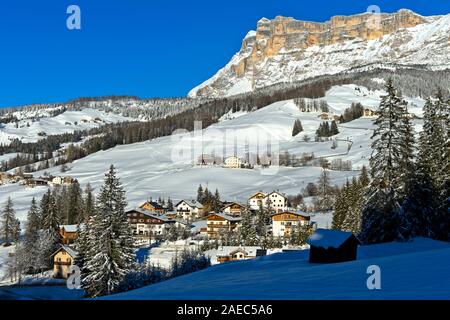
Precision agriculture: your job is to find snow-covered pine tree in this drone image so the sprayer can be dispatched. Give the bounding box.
[396,103,416,201]
[341,177,363,234]
[1,197,17,246]
[331,184,346,230]
[315,169,334,211]
[82,165,135,297]
[21,198,41,273]
[240,208,258,246]
[360,79,411,244]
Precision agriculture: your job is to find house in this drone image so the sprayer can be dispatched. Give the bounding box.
[207,213,241,239]
[139,201,166,215]
[307,229,360,263]
[223,156,242,169]
[126,208,176,239]
[175,200,204,220]
[319,113,330,120]
[59,224,83,245]
[249,191,287,212]
[212,246,261,264]
[222,202,244,216]
[265,191,287,212]
[248,192,267,210]
[53,245,77,279]
[272,212,311,238]
[363,108,377,118]
[51,176,77,186]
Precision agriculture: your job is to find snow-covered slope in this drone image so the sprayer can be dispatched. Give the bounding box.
[104,238,450,300]
[0,84,424,225]
[0,108,136,145]
[189,10,450,97]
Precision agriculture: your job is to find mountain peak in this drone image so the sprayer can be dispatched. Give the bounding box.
[189,9,449,98]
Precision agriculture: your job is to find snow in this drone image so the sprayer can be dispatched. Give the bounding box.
[0,84,425,226]
[307,229,355,249]
[189,12,450,98]
[0,108,136,145]
[103,238,450,300]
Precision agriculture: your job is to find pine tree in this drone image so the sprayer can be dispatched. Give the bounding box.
[83,183,95,221]
[359,165,370,188]
[240,209,258,246]
[1,197,17,246]
[82,165,135,297]
[332,184,346,230]
[167,197,174,211]
[292,119,303,136]
[360,79,410,243]
[396,104,416,201]
[21,198,41,273]
[197,184,204,203]
[330,120,339,135]
[67,180,83,224]
[315,169,334,211]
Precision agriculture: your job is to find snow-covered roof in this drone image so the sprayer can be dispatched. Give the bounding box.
[214,246,261,258]
[176,199,203,209]
[210,213,242,222]
[307,229,358,249]
[59,224,84,232]
[53,245,78,258]
[127,207,174,223]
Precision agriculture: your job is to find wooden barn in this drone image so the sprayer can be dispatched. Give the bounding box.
[307,229,360,263]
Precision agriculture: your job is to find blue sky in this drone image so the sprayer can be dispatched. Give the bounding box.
[0,0,449,107]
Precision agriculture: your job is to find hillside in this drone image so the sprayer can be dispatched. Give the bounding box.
[0,84,426,224]
[189,9,450,97]
[104,238,450,300]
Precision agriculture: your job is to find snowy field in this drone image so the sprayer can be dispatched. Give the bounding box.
[0,108,136,145]
[104,238,450,300]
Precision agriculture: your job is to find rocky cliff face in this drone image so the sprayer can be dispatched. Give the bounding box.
[189,9,450,97]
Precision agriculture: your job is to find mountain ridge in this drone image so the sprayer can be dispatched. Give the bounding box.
[189,9,450,98]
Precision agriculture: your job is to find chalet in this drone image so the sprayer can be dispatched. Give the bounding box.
[139,201,166,215]
[207,213,241,239]
[249,191,287,212]
[213,246,261,264]
[59,224,83,245]
[175,200,204,220]
[319,113,330,120]
[222,202,244,216]
[307,229,360,263]
[272,212,311,238]
[332,114,340,122]
[266,191,287,212]
[126,208,175,239]
[51,176,77,186]
[363,108,377,118]
[248,191,267,210]
[53,245,77,279]
[223,156,241,169]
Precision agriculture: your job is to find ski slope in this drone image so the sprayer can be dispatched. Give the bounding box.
[105,238,450,300]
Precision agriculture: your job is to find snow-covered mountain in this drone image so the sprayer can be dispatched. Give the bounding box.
[189,9,450,98]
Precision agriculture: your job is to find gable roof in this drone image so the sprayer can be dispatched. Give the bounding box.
[53,245,78,258]
[229,248,248,256]
[59,224,85,233]
[208,213,242,222]
[139,201,165,210]
[222,202,244,209]
[271,212,311,220]
[175,199,204,209]
[267,191,286,199]
[307,229,359,249]
[249,191,267,199]
[126,208,174,223]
